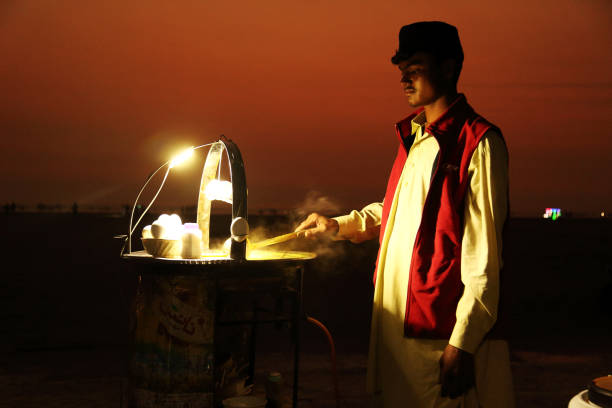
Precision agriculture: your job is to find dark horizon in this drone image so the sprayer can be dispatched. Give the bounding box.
[3,204,611,220]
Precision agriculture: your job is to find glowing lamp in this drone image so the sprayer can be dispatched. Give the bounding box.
[124,136,249,260]
[169,147,194,169]
[204,179,233,204]
[127,143,211,253]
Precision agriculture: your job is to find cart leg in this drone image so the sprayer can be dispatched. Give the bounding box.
[292,265,304,408]
[248,300,258,385]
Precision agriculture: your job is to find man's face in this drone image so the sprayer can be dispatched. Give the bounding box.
[398,52,444,108]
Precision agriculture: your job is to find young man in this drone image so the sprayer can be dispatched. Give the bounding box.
[296,22,514,407]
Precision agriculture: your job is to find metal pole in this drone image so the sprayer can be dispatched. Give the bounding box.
[248,300,258,385]
[292,264,304,408]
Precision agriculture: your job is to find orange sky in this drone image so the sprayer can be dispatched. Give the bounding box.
[1,0,611,216]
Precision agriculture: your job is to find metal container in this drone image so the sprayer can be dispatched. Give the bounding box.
[123,252,314,408]
[122,137,315,407]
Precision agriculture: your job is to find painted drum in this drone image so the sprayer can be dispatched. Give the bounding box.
[129,274,216,408]
[222,396,267,408]
[123,254,314,407]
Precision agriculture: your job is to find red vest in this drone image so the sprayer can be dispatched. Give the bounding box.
[375,94,501,338]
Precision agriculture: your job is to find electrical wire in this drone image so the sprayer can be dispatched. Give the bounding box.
[306,316,340,408]
[127,162,167,253]
[125,142,216,254]
[130,166,170,236]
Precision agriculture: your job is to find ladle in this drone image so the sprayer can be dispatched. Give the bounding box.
[250,228,317,250]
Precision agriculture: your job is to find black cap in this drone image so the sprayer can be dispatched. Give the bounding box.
[391,21,464,65]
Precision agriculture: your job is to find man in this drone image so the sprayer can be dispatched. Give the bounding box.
[295,22,514,407]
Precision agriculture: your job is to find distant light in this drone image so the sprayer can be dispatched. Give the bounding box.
[169,146,194,169]
[602,212,606,217]
[543,207,562,220]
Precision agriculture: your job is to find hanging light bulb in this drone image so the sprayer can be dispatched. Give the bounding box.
[169,146,194,168]
[205,179,233,204]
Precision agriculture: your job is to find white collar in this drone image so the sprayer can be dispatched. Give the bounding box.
[411,111,427,135]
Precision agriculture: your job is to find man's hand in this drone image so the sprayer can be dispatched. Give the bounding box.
[439,344,475,399]
[294,213,339,238]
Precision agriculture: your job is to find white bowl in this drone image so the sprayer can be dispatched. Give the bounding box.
[141,238,181,258]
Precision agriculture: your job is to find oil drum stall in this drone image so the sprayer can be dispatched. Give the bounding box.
[120,137,316,408]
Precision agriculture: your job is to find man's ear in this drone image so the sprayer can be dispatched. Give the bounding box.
[441,58,458,83]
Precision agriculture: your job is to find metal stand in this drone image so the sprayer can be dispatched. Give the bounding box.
[292,265,303,408]
[122,254,310,408]
[215,264,304,408]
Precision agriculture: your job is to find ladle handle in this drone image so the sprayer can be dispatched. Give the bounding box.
[251,228,316,249]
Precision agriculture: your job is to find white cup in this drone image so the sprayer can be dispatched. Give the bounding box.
[181,226,202,259]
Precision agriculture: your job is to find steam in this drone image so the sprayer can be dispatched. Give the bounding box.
[209,192,356,272]
[246,191,349,267]
[292,190,342,219]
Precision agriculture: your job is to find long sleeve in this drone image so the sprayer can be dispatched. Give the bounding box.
[448,130,508,354]
[332,201,384,243]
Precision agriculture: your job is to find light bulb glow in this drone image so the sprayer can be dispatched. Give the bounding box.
[169,147,194,168]
[205,179,233,204]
